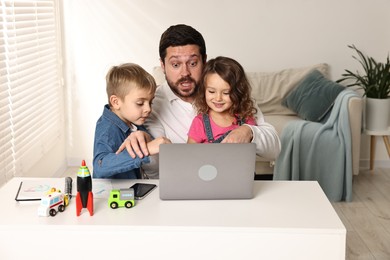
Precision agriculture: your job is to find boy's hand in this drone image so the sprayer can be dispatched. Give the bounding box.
[147,137,172,155]
[116,131,152,158]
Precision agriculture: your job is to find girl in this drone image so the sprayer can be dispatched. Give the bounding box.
[187,56,257,143]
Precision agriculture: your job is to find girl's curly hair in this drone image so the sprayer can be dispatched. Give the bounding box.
[193,56,257,120]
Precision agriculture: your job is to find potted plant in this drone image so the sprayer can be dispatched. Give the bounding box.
[337,45,390,131]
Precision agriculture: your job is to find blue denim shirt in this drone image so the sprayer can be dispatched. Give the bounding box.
[93,105,150,179]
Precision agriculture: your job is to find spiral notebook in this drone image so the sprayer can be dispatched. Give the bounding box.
[15,178,71,201]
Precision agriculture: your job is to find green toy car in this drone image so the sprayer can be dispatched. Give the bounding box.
[108,188,135,209]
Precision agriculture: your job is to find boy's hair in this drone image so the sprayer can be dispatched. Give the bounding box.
[159,24,207,64]
[194,56,257,120]
[106,63,157,106]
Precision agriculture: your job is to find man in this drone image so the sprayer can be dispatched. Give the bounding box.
[117,24,280,165]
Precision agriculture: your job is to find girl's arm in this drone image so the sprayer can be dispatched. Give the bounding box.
[187,115,206,143]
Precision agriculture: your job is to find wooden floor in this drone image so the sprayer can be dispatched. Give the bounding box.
[332,168,390,260]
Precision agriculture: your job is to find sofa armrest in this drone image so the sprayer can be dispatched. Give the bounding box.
[348,96,363,176]
[257,97,362,176]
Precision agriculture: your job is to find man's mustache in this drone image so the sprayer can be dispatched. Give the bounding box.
[178,76,195,84]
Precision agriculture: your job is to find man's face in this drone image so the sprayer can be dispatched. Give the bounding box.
[161,44,204,102]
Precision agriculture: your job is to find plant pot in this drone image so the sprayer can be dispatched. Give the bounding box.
[365,98,390,131]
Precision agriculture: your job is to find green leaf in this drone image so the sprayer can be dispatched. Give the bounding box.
[338,45,390,99]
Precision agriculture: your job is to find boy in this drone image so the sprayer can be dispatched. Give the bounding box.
[93,63,170,179]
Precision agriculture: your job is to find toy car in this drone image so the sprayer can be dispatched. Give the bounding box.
[38,188,69,217]
[108,188,135,209]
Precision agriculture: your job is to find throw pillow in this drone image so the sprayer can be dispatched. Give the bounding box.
[247,63,329,116]
[282,69,345,122]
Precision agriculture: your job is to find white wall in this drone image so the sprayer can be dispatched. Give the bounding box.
[61,0,390,169]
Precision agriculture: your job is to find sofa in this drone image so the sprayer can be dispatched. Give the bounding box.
[153,63,362,177]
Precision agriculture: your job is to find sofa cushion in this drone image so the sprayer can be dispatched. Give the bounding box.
[264,114,303,136]
[247,63,329,116]
[281,69,345,122]
[153,66,166,86]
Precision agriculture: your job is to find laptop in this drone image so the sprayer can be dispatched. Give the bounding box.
[159,143,256,200]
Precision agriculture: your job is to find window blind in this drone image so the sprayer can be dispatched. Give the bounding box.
[0,0,63,187]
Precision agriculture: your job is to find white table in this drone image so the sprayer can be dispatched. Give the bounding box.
[0,178,346,260]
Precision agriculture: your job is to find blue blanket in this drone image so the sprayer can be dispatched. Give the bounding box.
[273,89,359,202]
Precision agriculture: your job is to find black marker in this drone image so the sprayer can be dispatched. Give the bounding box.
[65,177,73,199]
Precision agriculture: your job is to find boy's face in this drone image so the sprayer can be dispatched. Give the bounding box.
[112,86,154,126]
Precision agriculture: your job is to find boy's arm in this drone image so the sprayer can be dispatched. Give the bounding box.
[94,123,151,178]
[115,111,166,158]
[93,143,150,178]
[95,132,170,178]
[116,130,152,158]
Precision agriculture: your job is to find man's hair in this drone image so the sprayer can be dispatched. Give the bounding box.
[159,24,206,63]
[194,56,257,120]
[106,63,156,106]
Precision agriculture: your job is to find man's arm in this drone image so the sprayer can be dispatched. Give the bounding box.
[220,125,253,144]
[248,121,281,160]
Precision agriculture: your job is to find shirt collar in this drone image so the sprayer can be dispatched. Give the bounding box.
[161,81,182,103]
[161,81,196,106]
[102,104,130,133]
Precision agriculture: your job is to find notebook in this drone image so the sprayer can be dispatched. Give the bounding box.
[159,143,256,200]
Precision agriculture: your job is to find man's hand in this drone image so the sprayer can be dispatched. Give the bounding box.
[147,137,172,155]
[221,125,253,143]
[116,131,152,158]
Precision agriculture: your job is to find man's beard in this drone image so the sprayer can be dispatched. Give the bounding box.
[166,76,197,99]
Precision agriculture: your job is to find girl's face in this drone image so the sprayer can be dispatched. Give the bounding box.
[204,73,232,114]
[113,86,154,126]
